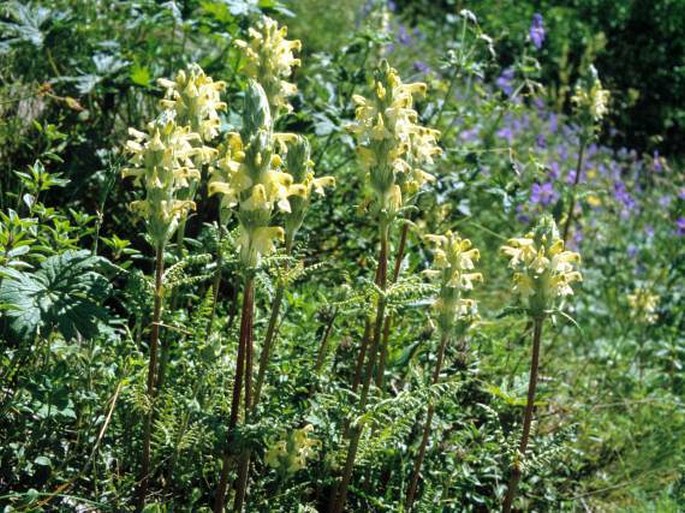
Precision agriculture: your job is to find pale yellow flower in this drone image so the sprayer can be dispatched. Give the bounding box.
[158,63,227,142]
[208,81,304,266]
[349,61,441,213]
[121,117,212,245]
[572,65,610,123]
[501,216,582,314]
[234,16,302,115]
[265,424,318,477]
[424,231,482,331]
[627,288,659,324]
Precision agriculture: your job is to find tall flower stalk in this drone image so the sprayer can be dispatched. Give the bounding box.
[500,216,582,512]
[122,105,214,508]
[209,81,304,513]
[562,66,609,242]
[154,64,226,389]
[253,136,334,406]
[405,232,482,510]
[330,60,440,513]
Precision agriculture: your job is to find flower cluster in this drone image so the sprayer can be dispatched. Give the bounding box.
[122,114,214,246]
[234,16,302,115]
[350,60,441,217]
[122,64,223,247]
[572,65,611,125]
[424,232,483,332]
[282,135,335,249]
[158,64,227,142]
[208,81,305,267]
[529,13,545,50]
[501,216,582,316]
[265,424,318,477]
[627,288,659,324]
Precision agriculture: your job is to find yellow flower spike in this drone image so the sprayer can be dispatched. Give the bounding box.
[424,231,482,332]
[234,16,302,115]
[157,63,227,143]
[627,287,659,324]
[502,216,582,315]
[122,114,204,246]
[350,60,441,214]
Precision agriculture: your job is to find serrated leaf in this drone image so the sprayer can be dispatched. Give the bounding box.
[0,250,115,341]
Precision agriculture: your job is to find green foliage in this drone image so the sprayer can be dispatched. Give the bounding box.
[0,250,115,340]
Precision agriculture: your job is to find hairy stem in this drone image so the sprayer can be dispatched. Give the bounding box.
[137,244,165,511]
[502,317,544,513]
[214,277,254,513]
[405,331,450,510]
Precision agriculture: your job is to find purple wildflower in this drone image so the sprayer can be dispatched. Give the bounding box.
[613,181,637,218]
[548,112,558,133]
[413,60,431,74]
[397,24,412,46]
[459,127,479,143]
[516,204,531,224]
[387,0,397,12]
[652,150,662,172]
[496,66,515,96]
[548,161,560,180]
[530,182,559,207]
[529,13,545,50]
[676,218,685,236]
[536,134,547,148]
[659,195,672,208]
[644,224,655,238]
[678,187,685,200]
[627,244,638,258]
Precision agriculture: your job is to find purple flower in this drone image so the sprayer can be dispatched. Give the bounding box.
[497,126,515,145]
[548,112,558,133]
[677,218,685,237]
[530,182,559,207]
[678,187,685,200]
[659,195,672,208]
[536,134,547,148]
[644,224,655,238]
[413,60,431,74]
[627,244,638,258]
[529,13,545,50]
[387,0,397,12]
[548,161,560,180]
[459,127,479,143]
[397,24,412,46]
[569,228,583,250]
[516,204,531,224]
[613,181,637,218]
[653,150,663,172]
[496,66,515,96]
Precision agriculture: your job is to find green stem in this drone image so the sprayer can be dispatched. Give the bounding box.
[137,244,165,511]
[562,137,587,243]
[405,331,450,510]
[502,316,544,513]
[214,277,254,513]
